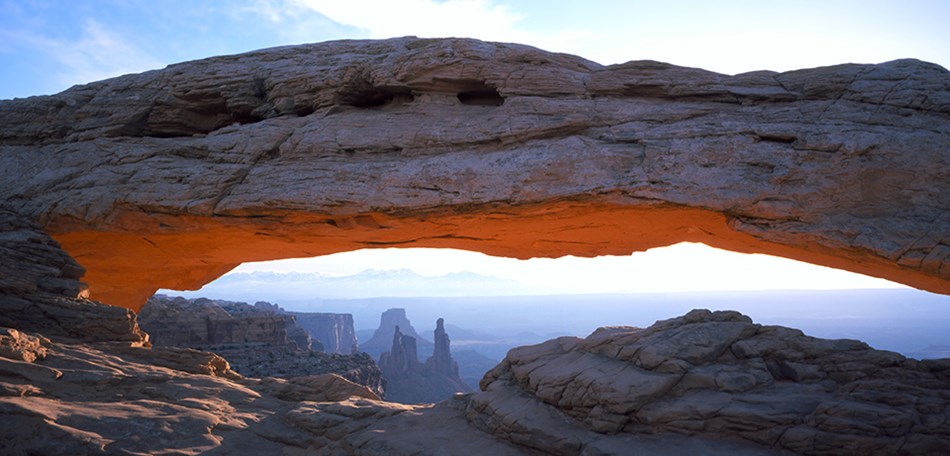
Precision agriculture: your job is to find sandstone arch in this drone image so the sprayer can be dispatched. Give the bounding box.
[1,37,948,310]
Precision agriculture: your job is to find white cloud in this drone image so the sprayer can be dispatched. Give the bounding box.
[4,19,165,92]
[287,0,613,62]
[294,0,527,41]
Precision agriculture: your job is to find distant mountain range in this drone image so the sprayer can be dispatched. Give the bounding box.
[162,268,532,302]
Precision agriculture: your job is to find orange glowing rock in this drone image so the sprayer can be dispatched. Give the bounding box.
[1,37,947,309]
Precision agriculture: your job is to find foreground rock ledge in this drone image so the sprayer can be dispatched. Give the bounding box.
[2,306,948,455]
[1,37,949,308]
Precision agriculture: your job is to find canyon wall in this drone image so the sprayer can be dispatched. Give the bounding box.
[0,209,146,344]
[140,295,309,349]
[138,295,383,396]
[0,37,947,309]
[290,312,358,354]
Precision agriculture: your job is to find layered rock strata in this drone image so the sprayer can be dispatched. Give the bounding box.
[0,209,146,344]
[379,320,471,404]
[469,309,950,455]
[140,295,309,349]
[0,37,947,309]
[290,311,359,354]
[139,295,383,396]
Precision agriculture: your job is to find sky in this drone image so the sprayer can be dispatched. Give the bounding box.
[4,0,946,294]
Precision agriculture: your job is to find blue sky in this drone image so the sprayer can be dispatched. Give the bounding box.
[4,0,946,293]
[3,0,948,99]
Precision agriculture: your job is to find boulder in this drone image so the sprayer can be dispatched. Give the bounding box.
[472,309,950,454]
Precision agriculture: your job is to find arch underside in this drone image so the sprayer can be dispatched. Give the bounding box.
[0,37,947,309]
[49,199,949,311]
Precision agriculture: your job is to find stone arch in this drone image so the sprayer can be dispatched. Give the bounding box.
[1,37,947,310]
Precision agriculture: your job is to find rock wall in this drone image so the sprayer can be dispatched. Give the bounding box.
[0,208,146,344]
[0,37,947,309]
[290,312,358,354]
[138,295,383,396]
[140,295,307,349]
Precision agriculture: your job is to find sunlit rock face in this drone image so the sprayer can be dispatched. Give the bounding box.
[0,209,146,343]
[0,37,948,309]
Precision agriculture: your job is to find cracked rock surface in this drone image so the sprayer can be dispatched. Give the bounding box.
[0,37,947,308]
[471,310,950,455]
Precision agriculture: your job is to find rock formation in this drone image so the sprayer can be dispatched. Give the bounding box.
[138,295,383,396]
[378,318,471,404]
[0,220,946,453]
[2,37,950,454]
[140,295,309,349]
[362,308,434,359]
[468,310,950,454]
[0,37,947,310]
[5,294,947,454]
[290,311,359,354]
[380,326,420,377]
[0,209,147,344]
[425,318,460,377]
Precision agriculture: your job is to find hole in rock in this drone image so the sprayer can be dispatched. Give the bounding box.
[457,87,504,106]
[155,243,950,403]
[341,86,415,108]
[756,133,797,144]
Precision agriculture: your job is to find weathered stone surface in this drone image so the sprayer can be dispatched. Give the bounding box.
[0,328,531,455]
[139,295,384,396]
[139,295,308,349]
[0,37,947,309]
[256,373,380,402]
[0,209,147,343]
[0,328,48,363]
[473,309,950,454]
[3,255,946,455]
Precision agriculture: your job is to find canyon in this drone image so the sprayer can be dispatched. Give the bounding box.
[1,37,949,454]
[139,295,382,396]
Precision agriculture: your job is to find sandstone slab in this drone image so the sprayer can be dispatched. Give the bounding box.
[0,38,947,309]
[474,309,950,454]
